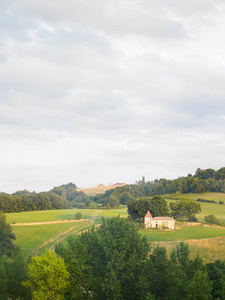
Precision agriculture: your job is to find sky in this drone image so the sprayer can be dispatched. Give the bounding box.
[1,0,225,193]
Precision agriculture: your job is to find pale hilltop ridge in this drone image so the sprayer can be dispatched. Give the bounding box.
[96,183,126,187]
[77,182,126,196]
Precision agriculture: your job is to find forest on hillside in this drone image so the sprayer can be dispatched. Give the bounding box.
[1,167,225,213]
[93,167,225,205]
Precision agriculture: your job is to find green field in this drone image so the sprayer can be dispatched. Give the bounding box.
[140,225,225,242]
[6,208,127,256]
[182,192,225,202]
[6,208,127,224]
[5,193,225,262]
[13,222,87,249]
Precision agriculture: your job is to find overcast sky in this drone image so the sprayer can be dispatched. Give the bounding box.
[1,0,225,193]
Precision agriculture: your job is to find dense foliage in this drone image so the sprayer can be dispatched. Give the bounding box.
[55,217,223,300]
[50,182,91,207]
[0,191,72,213]
[169,198,201,221]
[1,213,225,299]
[23,251,69,300]
[0,211,16,256]
[93,168,225,206]
[127,196,169,220]
[0,183,92,213]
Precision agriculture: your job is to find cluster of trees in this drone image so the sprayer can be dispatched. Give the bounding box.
[93,168,225,206]
[0,191,72,213]
[50,183,91,208]
[127,196,169,220]
[1,213,225,299]
[127,196,201,222]
[0,183,95,213]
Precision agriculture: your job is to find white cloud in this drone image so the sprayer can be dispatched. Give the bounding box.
[1,1,225,192]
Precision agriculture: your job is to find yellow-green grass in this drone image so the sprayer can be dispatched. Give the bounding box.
[150,237,225,264]
[6,208,128,224]
[97,208,128,218]
[6,209,97,224]
[13,221,91,254]
[181,192,225,202]
[140,225,225,242]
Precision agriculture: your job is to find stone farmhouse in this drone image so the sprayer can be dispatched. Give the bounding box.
[144,211,175,229]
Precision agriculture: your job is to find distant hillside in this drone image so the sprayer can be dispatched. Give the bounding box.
[78,183,126,196]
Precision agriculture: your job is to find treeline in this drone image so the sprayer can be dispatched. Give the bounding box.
[0,182,91,213]
[0,192,72,213]
[93,167,225,205]
[2,215,225,300]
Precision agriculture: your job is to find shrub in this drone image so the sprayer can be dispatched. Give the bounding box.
[75,212,82,220]
[176,218,186,223]
[189,216,198,222]
[204,214,221,225]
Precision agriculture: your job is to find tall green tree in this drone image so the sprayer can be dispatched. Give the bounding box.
[127,196,169,220]
[23,251,69,300]
[0,211,16,257]
[169,198,201,221]
[185,270,212,300]
[56,217,152,300]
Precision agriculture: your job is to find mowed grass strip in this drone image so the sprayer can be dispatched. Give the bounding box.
[97,208,128,218]
[140,226,225,242]
[6,208,128,224]
[6,209,98,224]
[182,192,225,202]
[13,221,88,250]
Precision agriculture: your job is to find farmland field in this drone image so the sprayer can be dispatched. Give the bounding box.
[5,192,225,263]
[6,208,127,224]
[7,208,127,256]
[140,225,225,242]
[182,192,225,202]
[13,221,88,251]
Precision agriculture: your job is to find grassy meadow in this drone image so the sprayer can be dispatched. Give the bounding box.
[6,208,127,224]
[140,225,225,242]
[5,192,225,262]
[182,192,225,202]
[7,208,127,256]
[13,221,88,253]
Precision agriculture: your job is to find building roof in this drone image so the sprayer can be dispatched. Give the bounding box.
[145,211,152,218]
[152,217,174,221]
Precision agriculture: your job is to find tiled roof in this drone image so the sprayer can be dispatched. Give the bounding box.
[152,217,173,221]
[145,211,152,218]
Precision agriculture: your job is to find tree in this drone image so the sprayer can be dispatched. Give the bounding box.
[169,198,201,221]
[56,217,151,300]
[204,215,221,225]
[206,260,225,299]
[127,196,169,220]
[119,192,133,205]
[0,211,16,257]
[104,196,120,207]
[89,201,97,209]
[75,212,82,220]
[185,270,212,300]
[23,251,69,300]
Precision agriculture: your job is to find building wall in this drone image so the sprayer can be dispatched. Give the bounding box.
[145,219,175,230]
